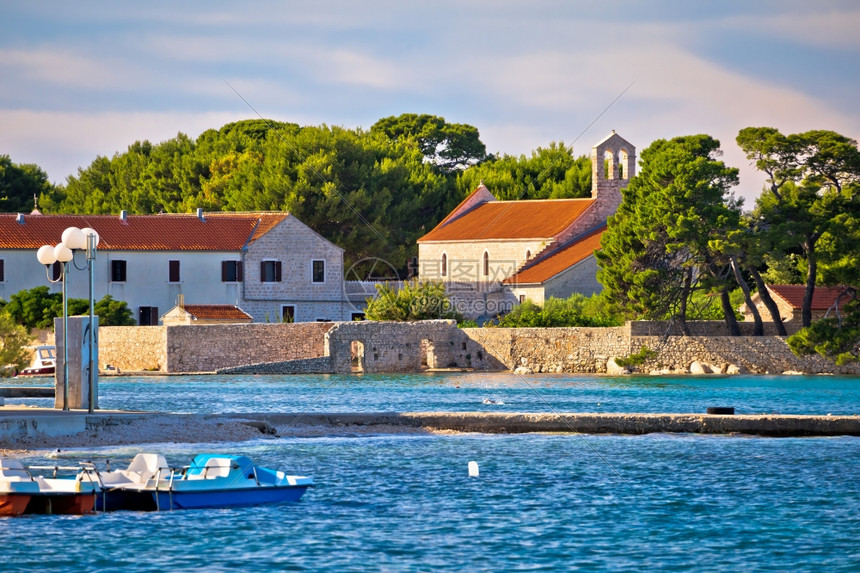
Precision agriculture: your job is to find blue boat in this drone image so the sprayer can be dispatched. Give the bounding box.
[93,453,313,511]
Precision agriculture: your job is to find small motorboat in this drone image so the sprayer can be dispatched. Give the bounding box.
[0,459,99,516]
[16,345,56,377]
[92,453,313,511]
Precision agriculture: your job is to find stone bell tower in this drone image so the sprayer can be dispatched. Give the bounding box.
[590,131,636,221]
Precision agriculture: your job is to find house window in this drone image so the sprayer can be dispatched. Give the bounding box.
[139,306,158,326]
[351,312,366,321]
[221,260,243,282]
[282,305,295,323]
[111,260,127,282]
[168,260,180,283]
[519,294,526,304]
[312,260,325,283]
[525,250,531,260]
[482,251,489,277]
[260,260,282,282]
[0,259,4,282]
[50,261,62,281]
[441,253,447,277]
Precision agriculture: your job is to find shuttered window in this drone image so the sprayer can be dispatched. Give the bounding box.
[261,260,282,282]
[221,260,243,282]
[168,260,180,283]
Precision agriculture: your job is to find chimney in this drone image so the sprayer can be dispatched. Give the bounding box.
[197,208,205,221]
[177,293,185,309]
[15,213,24,224]
[119,210,128,223]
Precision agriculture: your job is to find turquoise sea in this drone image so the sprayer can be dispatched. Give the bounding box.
[3,373,860,571]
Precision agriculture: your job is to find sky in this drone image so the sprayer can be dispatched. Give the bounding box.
[1,0,858,206]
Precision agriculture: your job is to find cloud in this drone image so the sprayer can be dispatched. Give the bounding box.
[0,110,251,183]
[0,49,128,89]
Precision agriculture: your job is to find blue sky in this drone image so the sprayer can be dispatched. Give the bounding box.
[1,0,858,205]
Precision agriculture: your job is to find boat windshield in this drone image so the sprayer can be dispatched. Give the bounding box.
[38,347,55,360]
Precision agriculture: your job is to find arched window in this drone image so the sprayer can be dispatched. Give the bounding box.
[619,149,629,180]
[441,253,447,277]
[604,150,615,180]
[525,250,531,260]
[482,251,489,277]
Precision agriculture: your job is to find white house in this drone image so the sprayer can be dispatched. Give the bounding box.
[0,210,351,324]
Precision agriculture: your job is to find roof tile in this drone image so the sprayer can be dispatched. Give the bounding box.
[0,212,288,251]
[504,226,605,285]
[181,304,252,320]
[768,284,853,311]
[418,199,594,242]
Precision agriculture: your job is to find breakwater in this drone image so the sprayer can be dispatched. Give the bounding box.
[2,409,858,445]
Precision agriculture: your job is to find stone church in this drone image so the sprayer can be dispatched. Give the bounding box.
[417,131,635,319]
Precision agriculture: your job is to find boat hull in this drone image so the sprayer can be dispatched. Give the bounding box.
[0,494,32,517]
[25,492,96,515]
[152,485,309,510]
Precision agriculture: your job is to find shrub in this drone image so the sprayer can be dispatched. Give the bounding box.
[496,293,623,328]
[365,280,463,322]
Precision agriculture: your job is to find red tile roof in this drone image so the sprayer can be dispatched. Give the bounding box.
[418,198,595,242]
[767,284,854,310]
[181,305,252,320]
[504,226,605,285]
[0,212,288,251]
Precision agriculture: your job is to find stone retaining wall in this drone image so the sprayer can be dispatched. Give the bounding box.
[99,320,860,376]
[99,326,167,372]
[100,322,332,373]
[218,356,334,375]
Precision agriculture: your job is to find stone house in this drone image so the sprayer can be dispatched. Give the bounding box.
[739,284,853,322]
[160,303,253,326]
[417,131,635,318]
[0,210,350,324]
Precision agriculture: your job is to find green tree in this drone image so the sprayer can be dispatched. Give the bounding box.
[737,127,860,327]
[456,142,592,200]
[67,295,136,326]
[4,286,62,330]
[0,155,59,213]
[0,313,30,376]
[596,135,743,334]
[371,113,488,172]
[364,280,462,321]
[787,288,859,364]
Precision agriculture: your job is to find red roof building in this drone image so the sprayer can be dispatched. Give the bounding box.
[740,284,854,323]
[0,210,349,324]
[417,132,635,318]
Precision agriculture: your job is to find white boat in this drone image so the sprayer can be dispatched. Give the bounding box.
[0,458,99,516]
[92,453,313,511]
[16,345,56,377]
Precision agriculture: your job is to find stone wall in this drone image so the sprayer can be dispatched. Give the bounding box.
[628,321,802,337]
[460,326,631,373]
[165,322,332,372]
[326,320,461,373]
[629,336,860,375]
[100,326,167,372]
[100,322,332,373]
[100,319,860,376]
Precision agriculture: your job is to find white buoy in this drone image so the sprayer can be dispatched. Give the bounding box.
[468,460,479,477]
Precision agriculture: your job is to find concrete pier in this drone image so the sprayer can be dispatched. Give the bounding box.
[1,409,858,446]
[238,412,860,438]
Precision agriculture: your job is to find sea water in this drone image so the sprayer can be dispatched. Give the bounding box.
[8,371,860,415]
[3,373,859,571]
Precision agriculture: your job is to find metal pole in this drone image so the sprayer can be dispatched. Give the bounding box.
[62,262,69,411]
[87,234,97,413]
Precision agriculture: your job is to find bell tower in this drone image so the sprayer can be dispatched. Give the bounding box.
[590,131,636,220]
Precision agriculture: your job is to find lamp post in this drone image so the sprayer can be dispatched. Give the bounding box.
[36,226,100,413]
